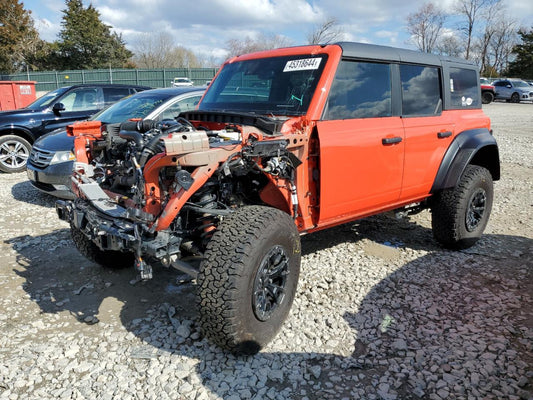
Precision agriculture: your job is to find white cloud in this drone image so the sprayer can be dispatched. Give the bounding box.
[506,0,533,26]
[32,18,60,42]
[375,30,399,44]
[98,6,131,26]
[23,0,533,64]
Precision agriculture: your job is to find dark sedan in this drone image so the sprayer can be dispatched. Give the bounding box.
[27,86,205,199]
[0,84,150,173]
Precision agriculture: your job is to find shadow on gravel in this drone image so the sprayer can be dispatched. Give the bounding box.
[10,180,57,208]
[302,213,441,255]
[6,227,533,399]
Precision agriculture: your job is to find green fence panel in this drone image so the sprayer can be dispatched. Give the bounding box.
[0,68,219,93]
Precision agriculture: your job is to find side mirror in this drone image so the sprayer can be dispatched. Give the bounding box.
[506,85,512,88]
[52,102,65,114]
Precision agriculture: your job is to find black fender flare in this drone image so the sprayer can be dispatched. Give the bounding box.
[430,128,500,193]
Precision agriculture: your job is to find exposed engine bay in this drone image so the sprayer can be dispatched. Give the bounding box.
[56,112,303,280]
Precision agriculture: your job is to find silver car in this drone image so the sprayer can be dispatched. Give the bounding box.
[492,79,533,103]
[27,87,205,199]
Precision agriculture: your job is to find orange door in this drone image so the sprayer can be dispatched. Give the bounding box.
[400,115,455,199]
[316,117,405,224]
[397,63,454,200]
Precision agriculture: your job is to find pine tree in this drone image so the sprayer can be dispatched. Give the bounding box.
[57,0,133,69]
[0,0,41,73]
[506,28,533,79]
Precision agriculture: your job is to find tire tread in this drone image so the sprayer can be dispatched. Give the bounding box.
[197,206,300,353]
[431,165,493,249]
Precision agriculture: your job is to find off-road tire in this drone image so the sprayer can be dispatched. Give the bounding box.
[431,165,493,249]
[197,206,301,355]
[0,135,32,173]
[481,91,494,104]
[510,92,520,103]
[70,225,134,269]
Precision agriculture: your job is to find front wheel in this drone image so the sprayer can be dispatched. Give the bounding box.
[510,92,520,103]
[431,165,493,249]
[197,206,301,355]
[0,135,32,173]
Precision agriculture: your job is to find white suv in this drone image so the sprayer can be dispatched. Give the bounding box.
[171,77,193,87]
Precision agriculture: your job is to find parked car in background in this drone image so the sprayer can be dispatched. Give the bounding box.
[492,79,533,103]
[171,77,194,87]
[27,86,205,199]
[0,83,150,173]
[480,77,494,85]
[480,81,495,104]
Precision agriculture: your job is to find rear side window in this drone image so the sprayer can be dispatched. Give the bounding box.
[103,87,132,105]
[400,65,442,116]
[493,80,508,87]
[449,68,481,108]
[324,60,392,119]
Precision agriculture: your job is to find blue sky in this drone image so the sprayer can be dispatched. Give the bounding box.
[24,0,533,63]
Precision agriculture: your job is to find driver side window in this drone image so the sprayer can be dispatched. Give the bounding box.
[59,88,101,111]
[324,60,392,120]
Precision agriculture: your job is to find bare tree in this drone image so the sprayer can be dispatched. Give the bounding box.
[132,31,201,68]
[306,17,345,44]
[196,54,221,68]
[168,46,201,69]
[225,33,291,58]
[475,1,506,73]
[488,18,518,74]
[435,34,464,57]
[406,3,447,53]
[454,0,499,60]
[132,31,175,68]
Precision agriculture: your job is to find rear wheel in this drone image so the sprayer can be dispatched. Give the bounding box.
[431,165,493,249]
[0,135,31,173]
[197,206,301,355]
[70,225,134,269]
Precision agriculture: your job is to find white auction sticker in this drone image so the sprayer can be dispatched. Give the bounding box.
[283,58,322,72]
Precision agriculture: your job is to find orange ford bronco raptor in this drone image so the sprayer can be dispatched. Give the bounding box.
[56,42,500,354]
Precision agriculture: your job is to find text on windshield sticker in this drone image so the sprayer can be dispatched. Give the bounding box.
[283,58,322,72]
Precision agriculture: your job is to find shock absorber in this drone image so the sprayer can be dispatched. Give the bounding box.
[289,181,299,219]
[191,188,219,243]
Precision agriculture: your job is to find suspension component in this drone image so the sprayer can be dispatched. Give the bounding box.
[135,257,153,280]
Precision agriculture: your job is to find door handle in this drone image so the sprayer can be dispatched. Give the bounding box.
[382,136,403,145]
[437,131,452,138]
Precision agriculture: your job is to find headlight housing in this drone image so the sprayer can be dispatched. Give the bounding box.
[50,151,76,165]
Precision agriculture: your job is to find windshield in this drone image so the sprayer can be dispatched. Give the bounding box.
[512,80,530,88]
[199,54,328,116]
[90,92,174,124]
[25,87,69,110]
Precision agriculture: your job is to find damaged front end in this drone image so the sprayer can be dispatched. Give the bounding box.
[56,113,304,280]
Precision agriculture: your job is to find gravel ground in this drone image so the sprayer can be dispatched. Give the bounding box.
[0,102,532,400]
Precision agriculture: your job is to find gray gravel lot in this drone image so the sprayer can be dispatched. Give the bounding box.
[0,102,532,400]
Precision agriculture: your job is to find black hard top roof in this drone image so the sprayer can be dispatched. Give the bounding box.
[336,42,476,68]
